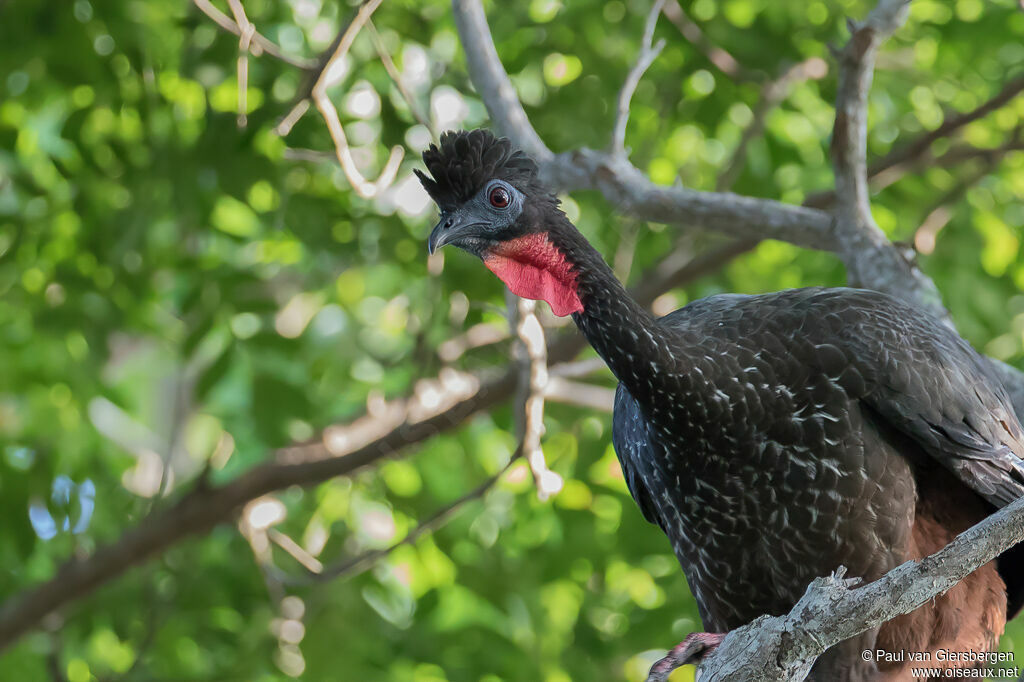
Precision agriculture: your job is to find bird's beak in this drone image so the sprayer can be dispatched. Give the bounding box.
[427,211,486,255]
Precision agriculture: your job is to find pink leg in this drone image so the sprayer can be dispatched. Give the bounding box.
[646,632,726,682]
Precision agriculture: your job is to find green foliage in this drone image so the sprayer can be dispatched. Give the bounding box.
[1,0,1022,679]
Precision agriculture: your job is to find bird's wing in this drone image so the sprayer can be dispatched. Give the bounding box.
[800,289,1024,508]
[612,384,667,530]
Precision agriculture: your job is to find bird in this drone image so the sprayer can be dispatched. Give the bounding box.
[416,128,1024,681]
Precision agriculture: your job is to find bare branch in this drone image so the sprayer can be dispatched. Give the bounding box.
[226,0,255,127]
[191,0,316,70]
[661,0,749,81]
[452,0,837,251]
[286,453,519,585]
[310,0,404,199]
[682,491,1024,681]
[828,0,948,317]
[367,19,434,136]
[511,296,562,499]
[716,57,829,192]
[451,0,553,162]
[832,0,911,232]
[610,0,666,155]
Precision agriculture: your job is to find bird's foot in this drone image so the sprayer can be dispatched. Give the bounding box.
[645,632,726,682]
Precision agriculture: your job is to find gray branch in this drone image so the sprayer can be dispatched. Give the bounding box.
[610,0,666,156]
[693,493,1024,681]
[452,0,838,252]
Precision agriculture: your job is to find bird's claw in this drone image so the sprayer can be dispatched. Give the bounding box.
[645,632,726,682]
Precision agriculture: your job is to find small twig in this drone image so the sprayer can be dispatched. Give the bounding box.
[869,127,1024,193]
[226,0,255,128]
[610,0,666,156]
[869,73,1024,176]
[286,453,520,585]
[191,0,315,70]
[661,0,751,81]
[544,378,615,412]
[310,0,404,198]
[282,146,336,163]
[239,499,286,605]
[913,154,1000,254]
[716,57,828,191]
[268,529,324,575]
[366,19,434,137]
[510,297,562,500]
[805,79,1024,209]
[275,99,311,136]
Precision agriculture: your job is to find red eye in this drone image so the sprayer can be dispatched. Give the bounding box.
[489,186,510,208]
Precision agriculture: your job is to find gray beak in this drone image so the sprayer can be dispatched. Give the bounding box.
[427,211,486,255]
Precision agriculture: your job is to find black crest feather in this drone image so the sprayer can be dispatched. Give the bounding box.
[415,129,538,211]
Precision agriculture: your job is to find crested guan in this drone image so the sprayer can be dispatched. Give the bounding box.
[416,129,1024,681]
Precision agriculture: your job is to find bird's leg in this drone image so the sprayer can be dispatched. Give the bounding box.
[645,632,726,682]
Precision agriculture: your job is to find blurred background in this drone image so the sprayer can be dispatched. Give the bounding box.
[1,0,1023,680]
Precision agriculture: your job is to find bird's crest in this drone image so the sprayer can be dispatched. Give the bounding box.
[415,129,538,211]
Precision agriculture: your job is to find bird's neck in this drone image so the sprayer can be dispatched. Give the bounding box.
[518,221,688,390]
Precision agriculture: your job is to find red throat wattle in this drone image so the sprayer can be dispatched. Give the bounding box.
[483,234,584,316]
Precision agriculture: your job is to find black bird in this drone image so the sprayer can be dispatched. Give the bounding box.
[417,129,1024,680]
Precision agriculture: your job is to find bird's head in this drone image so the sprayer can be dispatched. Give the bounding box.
[415,129,584,316]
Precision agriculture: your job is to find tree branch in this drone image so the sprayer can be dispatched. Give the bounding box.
[284,453,519,585]
[452,0,838,251]
[226,0,256,128]
[684,491,1024,681]
[661,0,750,81]
[510,297,562,499]
[827,1,949,316]
[610,0,666,156]
[309,0,404,199]
[804,76,1024,209]
[191,0,316,70]
[716,57,828,192]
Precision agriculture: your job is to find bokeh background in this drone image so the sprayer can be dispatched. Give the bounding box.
[2,0,1024,680]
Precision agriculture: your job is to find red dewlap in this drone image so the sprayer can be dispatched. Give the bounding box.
[483,234,584,316]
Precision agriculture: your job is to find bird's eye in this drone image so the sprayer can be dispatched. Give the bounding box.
[489,186,511,209]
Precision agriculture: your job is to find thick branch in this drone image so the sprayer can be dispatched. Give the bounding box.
[451,0,552,162]
[691,492,1024,681]
[827,1,947,315]
[452,0,837,251]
